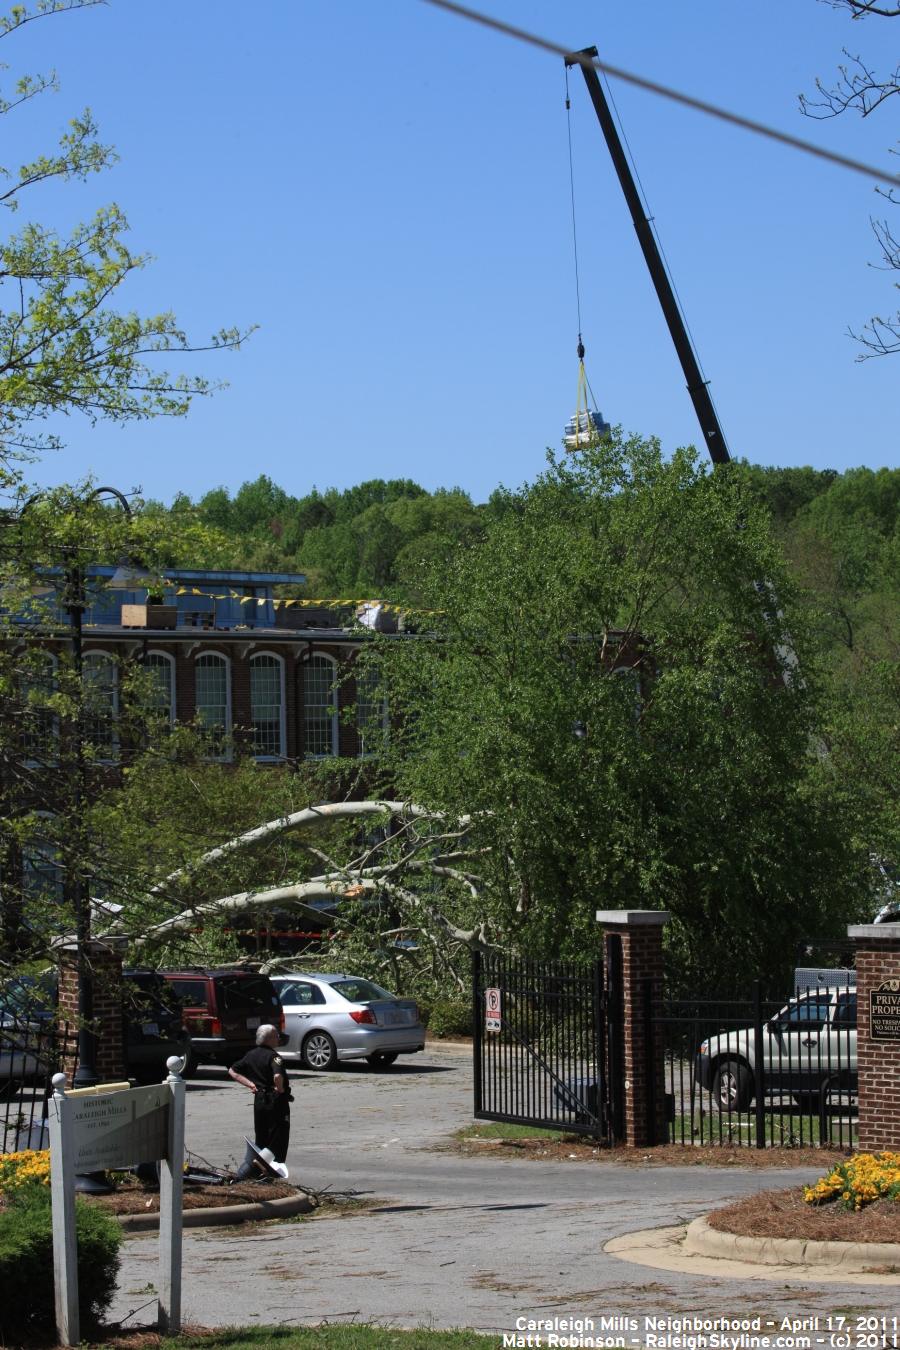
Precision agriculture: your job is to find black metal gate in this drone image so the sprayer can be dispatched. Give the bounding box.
[655,981,858,1150]
[1,1017,76,1153]
[472,953,614,1141]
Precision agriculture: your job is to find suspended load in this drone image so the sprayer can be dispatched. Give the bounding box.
[565,408,611,449]
[564,337,611,451]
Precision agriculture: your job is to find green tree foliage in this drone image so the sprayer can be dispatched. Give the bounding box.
[86,752,363,966]
[174,475,483,595]
[0,484,239,961]
[368,437,862,995]
[740,461,839,528]
[0,0,249,486]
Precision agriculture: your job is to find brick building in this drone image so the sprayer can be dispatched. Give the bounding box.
[28,567,393,765]
[2,568,398,955]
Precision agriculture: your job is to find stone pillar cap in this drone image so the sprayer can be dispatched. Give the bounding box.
[595,909,671,927]
[848,923,900,940]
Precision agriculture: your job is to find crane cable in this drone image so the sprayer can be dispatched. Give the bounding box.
[565,65,601,447]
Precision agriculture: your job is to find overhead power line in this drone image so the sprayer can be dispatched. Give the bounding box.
[419,0,900,191]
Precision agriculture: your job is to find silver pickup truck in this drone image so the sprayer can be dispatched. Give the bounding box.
[695,985,857,1111]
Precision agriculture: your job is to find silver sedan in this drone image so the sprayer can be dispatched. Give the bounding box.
[271,973,426,1071]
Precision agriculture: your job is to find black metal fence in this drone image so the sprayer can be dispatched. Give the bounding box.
[0,1016,76,1153]
[472,953,611,1140]
[658,982,857,1150]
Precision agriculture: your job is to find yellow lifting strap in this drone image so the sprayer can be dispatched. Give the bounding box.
[575,356,590,438]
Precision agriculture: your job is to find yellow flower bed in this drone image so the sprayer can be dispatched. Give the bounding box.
[804,1152,900,1211]
[0,1148,51,1194]
[0,1148,52,1193]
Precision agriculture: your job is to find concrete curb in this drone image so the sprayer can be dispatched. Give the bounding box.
[684,1216,900,1272]
[118,1189,315,1234]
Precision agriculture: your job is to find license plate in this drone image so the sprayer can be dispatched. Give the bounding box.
[386,1011,408,1025]
[246,1017,260,1030]
[142,1022,159,1037]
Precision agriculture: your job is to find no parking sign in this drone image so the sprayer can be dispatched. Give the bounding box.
[485,987,502,1032]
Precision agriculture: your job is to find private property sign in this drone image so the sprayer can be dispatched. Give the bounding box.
[870,980,900,1041]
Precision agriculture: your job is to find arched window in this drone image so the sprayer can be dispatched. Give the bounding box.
[356,667,387,758]
[304,654,338,758]
[82,651,119,762]
[22,812,63,908]
[250,653,286,759]
[195,652,231,759]
[145,650,175,724]
[21,650,58,765]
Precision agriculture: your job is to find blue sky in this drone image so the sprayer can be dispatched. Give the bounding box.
[14,0,899,505]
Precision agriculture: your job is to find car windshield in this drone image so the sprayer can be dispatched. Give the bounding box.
[329,978,395,1003]
[775,996,833,1030]
[170,979,209,1009]
[1,975,55,1018]
[123,973,179,1020]
[218,975,278,1012]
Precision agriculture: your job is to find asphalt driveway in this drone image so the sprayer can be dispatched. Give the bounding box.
[109,1043,900,1336]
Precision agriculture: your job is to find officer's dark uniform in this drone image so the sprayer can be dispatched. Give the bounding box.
[230,1042,291,1166]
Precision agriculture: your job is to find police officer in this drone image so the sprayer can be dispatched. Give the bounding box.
[228,1024,292,1179]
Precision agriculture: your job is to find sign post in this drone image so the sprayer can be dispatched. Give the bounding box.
[48,1057,186,1347]
[49,1074,79,1347]
[158,1058,186,1333]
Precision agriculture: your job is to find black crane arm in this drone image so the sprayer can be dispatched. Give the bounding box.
[566,47,731,465]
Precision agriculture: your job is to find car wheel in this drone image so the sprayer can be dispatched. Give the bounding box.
[302,1031,337,1071]
[711,1059,752,1112]
[794,1091,821,1113]
[366,1052,399,1070]
[179,1046,199,1078]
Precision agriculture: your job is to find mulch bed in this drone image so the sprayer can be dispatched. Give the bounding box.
[457,1136,853,1168]
[80,1176,298,1215]
[707,1186,900,1244]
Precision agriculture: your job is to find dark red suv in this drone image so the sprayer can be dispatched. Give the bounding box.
[161,968,284,1075]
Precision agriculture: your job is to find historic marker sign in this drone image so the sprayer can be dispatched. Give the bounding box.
[70,1084,169,1172]
[870,979,900,1041]
[50,1067,185,1347]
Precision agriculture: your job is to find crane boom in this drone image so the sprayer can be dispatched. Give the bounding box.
[565,46,731,465]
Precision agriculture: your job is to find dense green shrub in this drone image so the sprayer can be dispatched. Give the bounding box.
[0,1181,122,1341]
[422,998,472,1038]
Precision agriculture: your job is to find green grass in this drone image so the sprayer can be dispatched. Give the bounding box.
[154,1327,497,1349]
[455,1121,576,1141]
[671,1110,857,1149]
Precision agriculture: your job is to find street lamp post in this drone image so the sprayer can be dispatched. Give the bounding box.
[17,486,133,1090]
[65,487,132,1090]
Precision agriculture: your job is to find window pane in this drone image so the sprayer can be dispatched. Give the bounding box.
[21,654,58,764]
[22,832,63,906]
[251,655,283,758]
[356,668,386,757]
[195,655,228,755]
[145,653,174,721]
[83,654,118,760]
[304,656,336,757]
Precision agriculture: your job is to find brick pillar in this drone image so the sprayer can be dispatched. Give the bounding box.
[57,940,126,1085]
[848,921,900,1152]
[596,909,670,1147]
